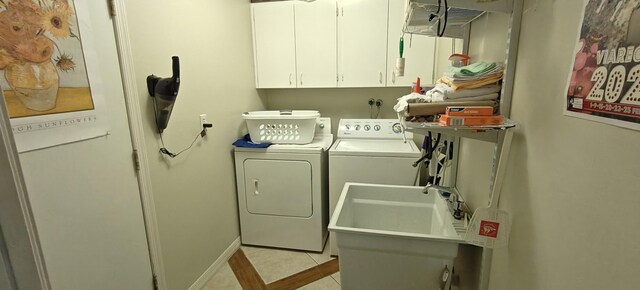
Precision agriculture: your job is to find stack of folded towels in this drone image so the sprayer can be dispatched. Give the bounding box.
[439,62,504,91]
[394,62,504,122]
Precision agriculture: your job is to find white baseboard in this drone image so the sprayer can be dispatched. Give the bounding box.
[188,237,241,290]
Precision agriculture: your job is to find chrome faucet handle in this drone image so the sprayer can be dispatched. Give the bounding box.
[422,184,456,195]
[449,195,465,220]
[453,201,465,220]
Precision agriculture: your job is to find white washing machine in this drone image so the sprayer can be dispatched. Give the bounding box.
[234,118,332,252]
[328,119,422,255]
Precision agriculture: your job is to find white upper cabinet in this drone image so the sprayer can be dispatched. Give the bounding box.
[386,0,436,87]
[251,0,436,89]
[295,0,337,88]
[252,0,337,88]
[337,0,389,87]
[252,2,297,88]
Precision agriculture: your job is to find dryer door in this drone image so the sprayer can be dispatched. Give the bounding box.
[243,159,313,217]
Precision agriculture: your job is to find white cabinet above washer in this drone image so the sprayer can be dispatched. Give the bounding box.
[337,0,389,87]
[295,0,338,88]
[251,0,438,89]
[251,0,337,88]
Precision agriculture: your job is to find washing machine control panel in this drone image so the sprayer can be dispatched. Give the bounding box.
[337,119,410,139]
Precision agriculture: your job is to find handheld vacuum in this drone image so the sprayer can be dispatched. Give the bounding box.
[147,56,181,133]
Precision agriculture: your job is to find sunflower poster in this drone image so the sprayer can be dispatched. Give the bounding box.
[565,0,640,131]
[0,0,109,152]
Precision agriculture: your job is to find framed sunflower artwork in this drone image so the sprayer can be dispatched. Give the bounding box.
[0,0,94,118]
[1,0,111,152]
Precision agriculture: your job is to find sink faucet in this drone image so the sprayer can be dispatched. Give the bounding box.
[423,184,465,220]
[422,184,454,194]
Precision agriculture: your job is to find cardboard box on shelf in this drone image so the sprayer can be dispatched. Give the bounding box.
[445,106,494,116]
[438,115,504,126]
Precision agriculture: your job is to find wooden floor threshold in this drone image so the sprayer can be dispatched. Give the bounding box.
[228,249,267,290]
[228,248,339,290]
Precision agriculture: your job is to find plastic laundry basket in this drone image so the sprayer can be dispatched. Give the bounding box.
[243,110,320,144]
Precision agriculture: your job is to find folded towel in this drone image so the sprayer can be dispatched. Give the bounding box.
[449,93,499,102]
[428,83,454,101]
[395,83,502,114]
[444,85,502,100]
[445,66,504,81]
[394,92,431,113]
[232,134,271,148]
[437,73,504,91]
[449,62,497,77]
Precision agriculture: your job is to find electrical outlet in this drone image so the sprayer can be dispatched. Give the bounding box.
[200,114,207,128]
[199,114,208,137]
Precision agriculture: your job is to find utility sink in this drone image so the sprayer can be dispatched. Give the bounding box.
[328,183,464,290]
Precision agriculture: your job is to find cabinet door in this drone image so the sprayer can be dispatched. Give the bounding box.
[252,2,297,88]
[386,0,436,87]
[338,0,389,87]
[295,0,337,88]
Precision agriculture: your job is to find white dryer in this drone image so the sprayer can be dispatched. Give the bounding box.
[328,119,421,255]
[234,118,332,252]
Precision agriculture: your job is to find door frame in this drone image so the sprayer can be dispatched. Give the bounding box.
[0,2,166,289]
[110,2,167,290]
[0,92,50,290]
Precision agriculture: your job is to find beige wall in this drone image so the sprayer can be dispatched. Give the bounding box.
[265,88,408,133]
[456,12,511,212]
[457,1,640,289]
[123,1,265,289]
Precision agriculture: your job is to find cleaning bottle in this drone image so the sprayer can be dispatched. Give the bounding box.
[412,77,421,94]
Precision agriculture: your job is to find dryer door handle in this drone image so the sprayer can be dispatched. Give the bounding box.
[253,179,260,195]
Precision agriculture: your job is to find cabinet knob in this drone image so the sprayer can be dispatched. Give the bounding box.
[392,72,396,84]
[289,73,293,86]
[379,72,383,84]
[300,73,303,85]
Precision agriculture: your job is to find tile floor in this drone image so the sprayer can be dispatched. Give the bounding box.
[203,243,340,290]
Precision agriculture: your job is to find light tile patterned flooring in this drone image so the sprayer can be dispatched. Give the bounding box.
[203,243,340,290]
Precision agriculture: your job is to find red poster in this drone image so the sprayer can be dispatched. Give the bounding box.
[566,0,640,130]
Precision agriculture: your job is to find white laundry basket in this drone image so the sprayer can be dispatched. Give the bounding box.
[243,110,320,144]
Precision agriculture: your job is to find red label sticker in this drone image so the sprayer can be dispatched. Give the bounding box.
[479,220,500,238]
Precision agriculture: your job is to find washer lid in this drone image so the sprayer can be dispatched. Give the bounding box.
[329,139,421,157]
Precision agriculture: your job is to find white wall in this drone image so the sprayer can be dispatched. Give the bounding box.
[456,1,640,289]
[122,0,265,289]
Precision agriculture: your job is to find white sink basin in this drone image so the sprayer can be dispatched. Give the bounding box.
[329,182,462,241]
[328,183,463,290]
